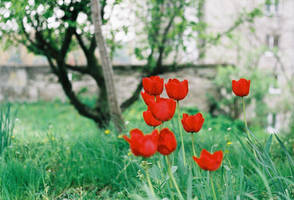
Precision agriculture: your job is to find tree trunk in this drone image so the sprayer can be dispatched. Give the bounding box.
[91,0,125,132]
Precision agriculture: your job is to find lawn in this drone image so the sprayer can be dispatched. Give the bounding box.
[0,100,293,199]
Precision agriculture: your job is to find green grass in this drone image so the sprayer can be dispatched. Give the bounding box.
[0,100,293,199]
[0,105,15,154]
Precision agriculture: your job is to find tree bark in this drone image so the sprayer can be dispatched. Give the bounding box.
[91,0,125,132]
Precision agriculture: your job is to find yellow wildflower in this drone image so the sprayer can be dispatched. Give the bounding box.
[118,134,124,139]
[11,135,15,139]
[227,141,232,145]
[104,129,110,135]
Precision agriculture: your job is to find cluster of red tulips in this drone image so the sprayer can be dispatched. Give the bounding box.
[123,76,251,197]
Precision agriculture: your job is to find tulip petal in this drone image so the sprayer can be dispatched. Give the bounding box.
[157,128,177,155]
[123,129,158,158]
[165,78,189,100]
[193,149,223,171]
[123,135,131,143]
[232,78,250,97]
[182,112,204,133]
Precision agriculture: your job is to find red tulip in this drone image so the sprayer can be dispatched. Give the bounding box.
[232,78,251,97]
[141,91,156,106]
[192,149,223,171]
[157,128,177,155]
[143,110,162,127]
[123,129,159,158]
[142,76,164,96]
[165,79,188,101]
[148,97,176,122]
[181,113,205,133]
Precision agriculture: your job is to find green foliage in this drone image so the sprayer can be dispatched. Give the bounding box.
[0,104,15,154]
[210,65,274,127]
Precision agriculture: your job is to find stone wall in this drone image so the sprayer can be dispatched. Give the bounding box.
[0,65,218,111]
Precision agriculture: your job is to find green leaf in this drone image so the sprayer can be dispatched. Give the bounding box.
[264,134,273,154]
[134,47,144,60]
[274,134,294,175]
[186,168,192,200]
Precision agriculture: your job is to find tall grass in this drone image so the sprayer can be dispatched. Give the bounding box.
[130,133,294,200]
[0,104,15,154]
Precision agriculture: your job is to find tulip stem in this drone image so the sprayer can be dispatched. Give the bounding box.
[145,167,155,197]
[191,134,197,156]
[242,97,251,140]
[177,101,186,166]
[209,172,217,200]
[159,123,163,131]
[166,156,184,200]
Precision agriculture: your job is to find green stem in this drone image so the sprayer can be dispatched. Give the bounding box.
[242,97,251,140]
[191,134,196,156]
[115,161,131,180]
[166,156,184,200]
[159,122,163,131]
[209,172,217,200]
[145,167,155,197]
[177,101,186,166]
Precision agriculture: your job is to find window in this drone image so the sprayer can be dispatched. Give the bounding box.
[266,34,279,49]
[265,0,279,16]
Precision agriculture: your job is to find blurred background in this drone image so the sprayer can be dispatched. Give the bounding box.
[0,0,294,133]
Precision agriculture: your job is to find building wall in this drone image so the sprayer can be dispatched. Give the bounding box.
[204,0,294,74]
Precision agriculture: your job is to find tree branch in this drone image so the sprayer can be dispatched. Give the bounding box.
[46,56,59,75]
[156,13,177,68]
[205,8,262,47]
[74,31,90,56]
[57,66,103,121]
[61,26,76,58]
[89,35,97,53]
[35,31,60,59]
[65,64,89,74]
